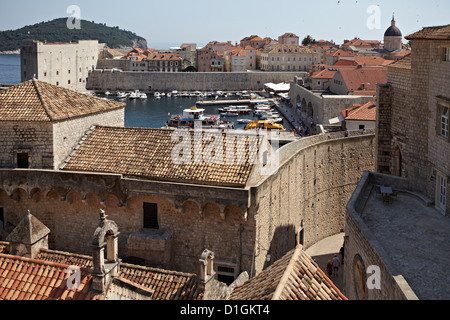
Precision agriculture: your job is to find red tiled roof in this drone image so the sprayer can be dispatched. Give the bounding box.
[310,66,355,79]
[0,80,125,122]
[341,101,376,121]
[328,49,353,57]
[333,59,357,66]
[388,53,412,70]
[61,126,259,187]
[343,38,380,47]
[405,24,450,40]
[337,66,387,93]
[0,253,104,300]
[34,249,204,300]
[229,246,347,300]
[354,56,394,66]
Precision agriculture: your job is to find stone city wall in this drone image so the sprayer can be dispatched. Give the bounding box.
[248,132,376,273]
[87,70,307,92]
[0,132,375,278]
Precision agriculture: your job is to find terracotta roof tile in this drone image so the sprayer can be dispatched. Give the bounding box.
[328,49,353,57]
[0,80,125,122]
[61,126,259,187]
[337,66,387,93]
[229,246,346,300]
[0,253,101,300]
[405,24,450,40]
[342,101,376,121]
[34,248,204,300]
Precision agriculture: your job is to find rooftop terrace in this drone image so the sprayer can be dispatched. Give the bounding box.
[348,172,450,300]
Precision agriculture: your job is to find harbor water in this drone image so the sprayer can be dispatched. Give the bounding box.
[0,55,291,130]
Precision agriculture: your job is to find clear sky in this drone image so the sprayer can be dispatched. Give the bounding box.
[0,0,448,49]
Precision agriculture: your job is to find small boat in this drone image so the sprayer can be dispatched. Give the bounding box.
[221,112,239,117]
[237,119,252,124]
[166,106,233,129]
[116,92,127,100]
[154,92,161,99]
[105,91,112,96]
[245,120,286,131]
[128,90,141,99]
[140,92,147,99]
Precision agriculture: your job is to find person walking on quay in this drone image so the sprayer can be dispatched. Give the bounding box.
[332,254,340,276]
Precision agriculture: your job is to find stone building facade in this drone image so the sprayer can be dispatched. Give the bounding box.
[21,39,101,92]
[376,25,450,216]
[0,128,375,281]
[343,24,450,301]
[0,80,125,170]
[260,45,320,72]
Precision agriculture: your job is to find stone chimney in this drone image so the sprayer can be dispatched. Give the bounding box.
[198,249,216,299]
[91,209,121,294]
[6,210,50,259]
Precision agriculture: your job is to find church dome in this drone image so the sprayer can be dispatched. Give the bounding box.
[384,17,402,37]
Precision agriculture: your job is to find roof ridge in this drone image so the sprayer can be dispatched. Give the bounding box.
[60,125,97,170]
[272,245,303,300]
[0,252,92,274]
[31,79,53,121]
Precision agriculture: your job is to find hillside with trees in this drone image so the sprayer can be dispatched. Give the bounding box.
[0,18,147,52]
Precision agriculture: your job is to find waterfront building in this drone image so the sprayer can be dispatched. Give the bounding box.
[239,35,268,50]
[278,33,300,46]
[146,52,183,72]
[195,47,224,72]
[20,39,102,92]
[204,41,233,54]
[260,44,321,72]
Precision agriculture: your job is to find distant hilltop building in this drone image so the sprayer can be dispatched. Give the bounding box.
[20,39,103,92]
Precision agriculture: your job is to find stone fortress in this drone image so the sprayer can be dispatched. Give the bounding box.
[0,22,449,301]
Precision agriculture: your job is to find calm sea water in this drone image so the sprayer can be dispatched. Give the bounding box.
[0,55,21,85]
[121,95,257,130]
[0,55,289,129]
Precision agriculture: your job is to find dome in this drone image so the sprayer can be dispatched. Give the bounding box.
[384,18,402,37]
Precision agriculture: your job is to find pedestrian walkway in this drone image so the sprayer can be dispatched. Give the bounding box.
[274,101,316,137]
[305,233,345,292]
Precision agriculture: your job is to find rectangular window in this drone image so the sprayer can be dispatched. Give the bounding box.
[216,265,236,285]
[436,171,447,213]
[440,106,449,139]
[143,203,159,229]
[444,47,450,62]
[17,152,29,168]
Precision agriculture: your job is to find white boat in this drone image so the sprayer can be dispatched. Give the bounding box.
[237,119,252,124]
[105,91,112,96]
[221,112,239,117]
[128,90,141,99]
[116,92,127,100]
[140,92,147,99]
[154,92,161,99]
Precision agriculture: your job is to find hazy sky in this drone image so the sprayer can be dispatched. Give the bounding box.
[0,0,448,49]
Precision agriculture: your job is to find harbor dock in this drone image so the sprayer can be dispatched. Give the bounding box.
[196,99,275,107]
